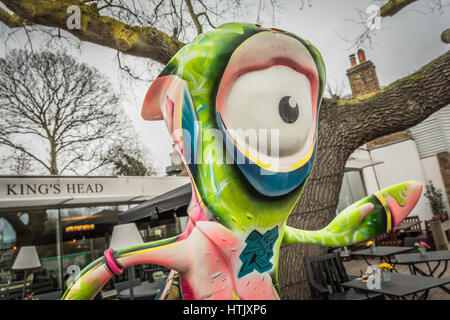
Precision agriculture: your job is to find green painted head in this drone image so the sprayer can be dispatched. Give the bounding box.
[142,22,326,233]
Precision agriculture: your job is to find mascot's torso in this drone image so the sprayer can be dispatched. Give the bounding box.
[159,222,281,300]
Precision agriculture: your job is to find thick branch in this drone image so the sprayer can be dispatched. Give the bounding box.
[0,0,185,64]
[326,50,450,150]
[380,0,418,17]
[0,6,31,27]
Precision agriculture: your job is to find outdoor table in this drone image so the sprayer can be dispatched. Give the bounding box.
[117,279,166,300]
[394,250,450,297]
[341,273,450,300]
[350,246,415,270]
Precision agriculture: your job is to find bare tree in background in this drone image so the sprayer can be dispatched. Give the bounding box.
[0,0,448,299]
[345,0,449,48]
[1,150,32,175]
[0,49,150,175]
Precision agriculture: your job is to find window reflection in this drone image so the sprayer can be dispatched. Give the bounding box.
[0,204,183,299]
[338,170,367,213]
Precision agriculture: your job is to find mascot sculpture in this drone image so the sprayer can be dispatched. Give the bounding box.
[63,22,422,300]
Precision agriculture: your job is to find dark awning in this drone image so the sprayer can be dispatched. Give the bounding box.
[118,183,192,223]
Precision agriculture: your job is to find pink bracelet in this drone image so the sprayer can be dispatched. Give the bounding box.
[104,248,124,275]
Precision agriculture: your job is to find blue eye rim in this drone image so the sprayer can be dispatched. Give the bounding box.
[215,112,316,197]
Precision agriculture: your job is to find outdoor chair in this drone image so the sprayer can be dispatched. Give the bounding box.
[35,290,62,300]
[402,215,424,237]
[374,230,403,246]
[304,252,384,300]
[114,279,141,292]
[30,279,56,295]
[404,236,427,251]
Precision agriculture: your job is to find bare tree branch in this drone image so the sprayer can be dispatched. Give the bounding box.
[0,0,186,64]
[379,0,418,17]
[185,0,202,34]
[0,6,31,27]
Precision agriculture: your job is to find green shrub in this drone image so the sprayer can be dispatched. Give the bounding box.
[424,180,446,216]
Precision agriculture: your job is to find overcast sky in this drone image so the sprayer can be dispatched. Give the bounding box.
[1,0,449,172]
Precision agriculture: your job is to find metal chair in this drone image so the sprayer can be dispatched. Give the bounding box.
[304,252,384,300]
[404,236,427,250]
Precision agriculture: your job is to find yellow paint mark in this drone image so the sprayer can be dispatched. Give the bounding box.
[120,241,181,258]
[233,136,315,172]
[375,193,392,232]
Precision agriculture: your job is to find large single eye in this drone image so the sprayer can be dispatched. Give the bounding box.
[222,65,313,160]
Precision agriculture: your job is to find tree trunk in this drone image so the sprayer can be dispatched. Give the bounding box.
[279,102,353,299]
[49,138,58,175]
[2,210,47,246]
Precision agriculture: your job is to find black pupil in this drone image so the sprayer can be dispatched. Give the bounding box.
[278,96,299,124]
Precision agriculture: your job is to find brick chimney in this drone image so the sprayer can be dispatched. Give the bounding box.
[346,49,380,98]
[348,50,412,148]
[357,49,366,63]
[349,54,357,67]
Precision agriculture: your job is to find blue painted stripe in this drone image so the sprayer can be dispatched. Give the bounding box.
[216,113,315,197]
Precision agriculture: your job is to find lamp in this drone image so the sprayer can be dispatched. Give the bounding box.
[109,223,143,300]
[12,246,41,299]
[179,216,189,233]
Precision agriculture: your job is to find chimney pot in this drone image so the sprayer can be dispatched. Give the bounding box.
[349,54,357,67]
[357,49,366,63]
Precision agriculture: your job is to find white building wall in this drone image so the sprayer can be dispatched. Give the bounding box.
[420,155,450,213]
[410,104,450,158]
[368,139,434,224]
[362,166,380,195]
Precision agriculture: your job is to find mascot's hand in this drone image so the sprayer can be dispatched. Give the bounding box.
[283,181,422,246]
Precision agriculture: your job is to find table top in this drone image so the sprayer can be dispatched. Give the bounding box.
[395,250,450,264]
[0,281,29,291]
[341,273,450,297]
[100,289,118,299]
[351,246,414,257]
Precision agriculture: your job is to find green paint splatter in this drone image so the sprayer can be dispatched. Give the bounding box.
[66,279,99,300]
[388,184,407,206]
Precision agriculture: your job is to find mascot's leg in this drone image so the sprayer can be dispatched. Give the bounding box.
[62,235,190,300]
[283,181,422,247]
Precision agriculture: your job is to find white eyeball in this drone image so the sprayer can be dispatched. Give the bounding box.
[222,65,313,168]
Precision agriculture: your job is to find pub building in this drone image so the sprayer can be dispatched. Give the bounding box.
[0,174,191,299]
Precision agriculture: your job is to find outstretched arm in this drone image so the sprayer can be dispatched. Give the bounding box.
[62,235,189,300]
[282,181,422,247]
